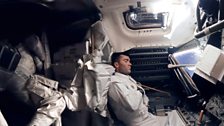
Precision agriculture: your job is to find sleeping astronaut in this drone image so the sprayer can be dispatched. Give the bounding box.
[0,34,66,126]
[0,21,118,126]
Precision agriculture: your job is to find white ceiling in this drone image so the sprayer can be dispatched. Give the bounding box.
[93,0,198,52]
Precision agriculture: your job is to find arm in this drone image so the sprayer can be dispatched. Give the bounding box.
[109,82,143,111]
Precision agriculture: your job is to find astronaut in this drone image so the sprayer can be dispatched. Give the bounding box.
[108,52,186,126]
[0,34,66,126]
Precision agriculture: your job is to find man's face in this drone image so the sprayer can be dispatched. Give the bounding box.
[114,54,132,75]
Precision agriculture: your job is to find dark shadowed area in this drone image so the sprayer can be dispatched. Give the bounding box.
[0,0,102,126]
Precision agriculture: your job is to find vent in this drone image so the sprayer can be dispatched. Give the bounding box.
[128,47,171,84]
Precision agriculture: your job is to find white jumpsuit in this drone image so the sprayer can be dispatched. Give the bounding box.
[108,72,185,126]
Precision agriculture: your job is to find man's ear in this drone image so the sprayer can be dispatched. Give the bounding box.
[114,62,119,69]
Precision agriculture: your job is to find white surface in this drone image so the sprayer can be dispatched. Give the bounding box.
[195,45,224,84]
[0,110,8,126]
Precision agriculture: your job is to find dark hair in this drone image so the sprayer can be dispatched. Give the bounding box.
[111,51,129,67]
